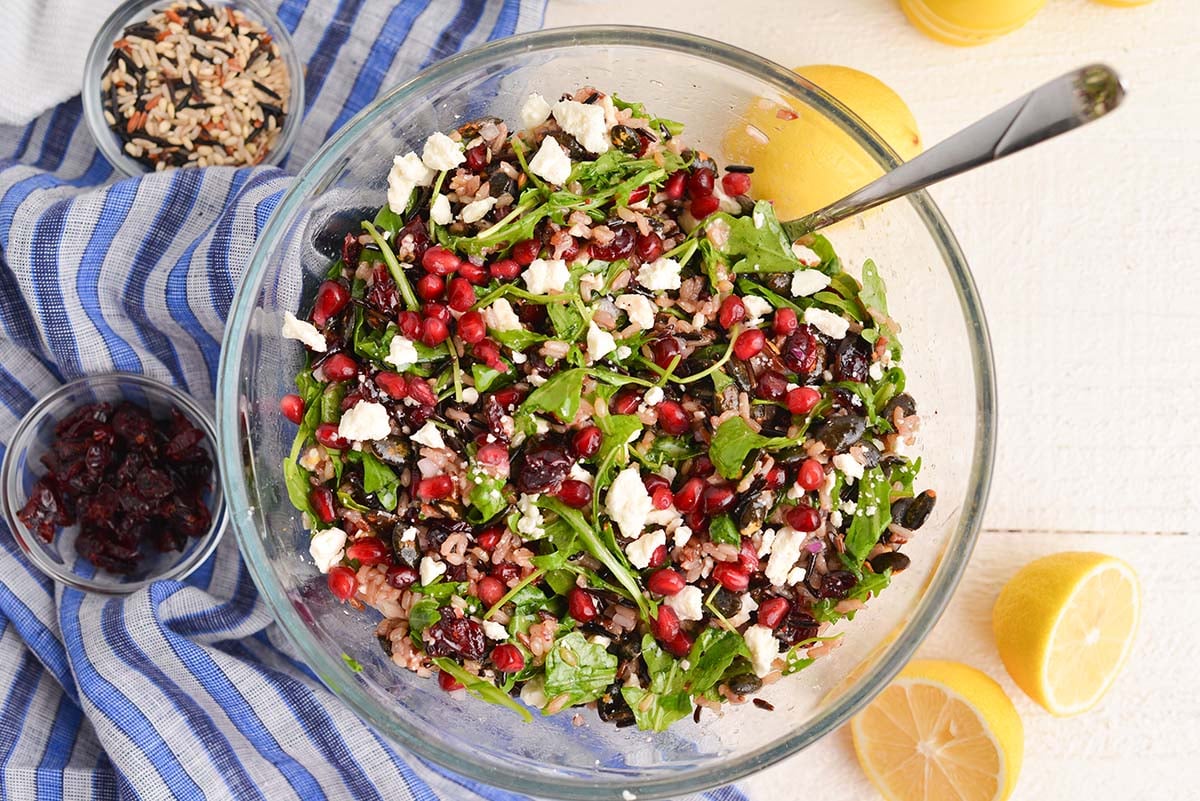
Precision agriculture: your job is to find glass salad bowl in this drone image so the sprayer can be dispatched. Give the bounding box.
[216,26,995,801]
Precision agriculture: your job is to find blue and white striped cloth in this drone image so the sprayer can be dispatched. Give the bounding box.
[0,2,745,799]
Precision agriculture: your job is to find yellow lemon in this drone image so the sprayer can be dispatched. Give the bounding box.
[993,552,1140,716]
[899,0,1047,46]
[852,660,1023,801]
[1092,0,1153,5]
[723,66,921,220]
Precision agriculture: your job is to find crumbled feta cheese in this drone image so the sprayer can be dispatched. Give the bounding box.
[786,483,805,501]
[791,269,831,297]
[516,494,544,537]
[421,131,465,171]
[786,566,807,586]
[672,524,693,549]
[615,294,656,330]
[625,529,665,570]
[308,527,346,573]
[833,453,864,482]
[744,624,781,677]
[636,257,682,291]
[385,335,420,369]
[660,465,677,482]
[590,634,613,649]
[757,528,777,558]
[386,152,434,213]
[606,467,653,541]
[337,400,391,442]
[482,620,509,641]
[411,421,445,449]
[791,243,822,266]
[419,556,446,587]
[752,209,764,229]
[522,258,570,295]
[728,593,758,629]
[281,312,327,352]
[742,295,773,323]
[459,196,496,224]
[586,321,617,362]
[528,135,572,185]
[646,508,680,528]
[532,415,549,434]
[869,361,884,381]
[529,373,547,386]
[461,387,479,404]
[614,345,632,360]
[483,298,522,332]
[512,351,528,364]
[552,99,610,154]
[665,585,704,622]
[569,463,593,485]
[521,92,552,129]
[399,526,418,543]
[842,499,857,515]
[830,511,843,529]
[804,307,851,339]
[430,193,453,225]
[711,180,742,214]
[764,527,804,587]
[643,386,664,406]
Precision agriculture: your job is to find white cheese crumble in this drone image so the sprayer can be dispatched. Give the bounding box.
[833,452,864,482]
[786,566,807,586]
[741,295,773,323]
[804,307,851,339]
[869,361,884,381]
[791,269,831,297]
[643,386,664,406]
[512,351,528,365]
[399,526,418,543]
[744,624,781,678]
[614,345,632,360]
[615,294,656,330]
[625,529,665,570]
[757,528,777,558]
[308,527,346,573]
[665,585,704,621]
[461,387,479,404]
[421,131,465,172]
[411,421,445,449]
[522,258,570,295]
[482,620,509,641]
[586,321,617,362]
[419,556,446,587]
[337,400,391,443]
[764,526,804,587]
[606,467,653,540]
[386,152,434,214]
[636,257,682,292]
[516,494,544,537]
[728,593,757,629]
[569,463,594,485]
[552,99,610,153]
[672,524,694,549]
[459,196,496,224]
[528,135,572,185]
[281,312,327,352]
[521,92,552,129]
[791,243,822,266]
[384,335,420,369]
[483,298,523,332]
[430,193,453,225]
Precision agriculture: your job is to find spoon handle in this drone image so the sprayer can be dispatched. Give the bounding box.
[780,64,1125,240]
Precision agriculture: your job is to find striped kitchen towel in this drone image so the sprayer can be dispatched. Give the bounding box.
[0,2,757,800]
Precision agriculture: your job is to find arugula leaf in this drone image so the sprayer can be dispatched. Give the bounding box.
[421,581,468,602]
[431,657,533,723]
[708,417,798,479]
[596,413,643,466]
[471,363,512,393]
[543,568,577,596]
[543,632,618,706]
[283,459,315,517]
[871,366,906,416]
[888,457,922,498]
[633,435,702,471]
[734,276,805,314]
[520,368,586,422]
[708,515,740,547]
[684,628,750,695]
[547,300,586,342]
[844,466,893,567]
[859,259,888,316]
[466,469,508,523]
[408,599,441,635]
[723,202,799,274]
[493,328,548,351]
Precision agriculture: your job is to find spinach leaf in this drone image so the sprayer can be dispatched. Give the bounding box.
[319,382,345,423]
[283,459,314,517]
[543,632,618,706]
[708,515,740,547]
[431,657,533,723]
[361,451,398,496]
[708,417,798,479]
[543,569,576,596]
[684,628,749,696]
[844,466,893,567]
[595,413,643,466]
[724,201,799,274]
[634,435,702,471]
[408,599,441,635]
[493,328,548,351]
[471,363,512,393]
[373,204,404,235]
[520,368,586,422]
[621,686,693,732]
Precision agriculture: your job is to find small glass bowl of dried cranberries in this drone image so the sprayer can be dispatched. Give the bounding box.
[0,373,226,593]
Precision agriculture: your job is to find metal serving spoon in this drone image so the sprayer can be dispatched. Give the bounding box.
[780,64,1126,239]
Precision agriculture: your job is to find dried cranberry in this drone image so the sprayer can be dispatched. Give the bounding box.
[819,570,857,600]
[782,326,820,376]
[832,336,872,383]
[111,404,154,449]
[513,444,573,494]
[424,611,486,660]
[366,265,399,315]
[135,468,174,500]
[341,233,363,268]
[17,478,69,542]
[406,377,437,406]
[775,608,819,647]
[590,225,636,261]
[756,371,789,401]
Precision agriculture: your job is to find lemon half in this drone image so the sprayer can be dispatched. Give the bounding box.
[899,0,1047,46]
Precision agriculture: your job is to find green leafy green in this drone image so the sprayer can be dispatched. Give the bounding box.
[319,382,345,423]
[431,657,533,723]
[283,460,314,517]
[621,686,693,732]
[471,363,512,393]
[814,570,892,623]
[888,457,922,498]
[466,469,508,522]
[633,435,702,471]
[708,417,799,479]
[520,368,586,422]
[708,515,741,547]
[859,259,888,316]
[373,204,403,235]
[493,328,548,351]
[844,466,893,566]
[543,632,618,706]
[611,95,685,137]
[361,452,397,495]
[408,599,441,635]
[722,201,799,274]
[341,653,364,673]
[684,628,750,696]
[547,300,586,342]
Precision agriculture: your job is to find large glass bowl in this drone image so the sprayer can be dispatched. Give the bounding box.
[216,26,995,800]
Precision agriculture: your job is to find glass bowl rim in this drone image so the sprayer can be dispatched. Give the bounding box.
[80,0,306,178]
[1,372,228,595]
[216,24,996,800]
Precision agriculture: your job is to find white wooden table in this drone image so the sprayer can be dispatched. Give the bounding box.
[543,1,1200,797]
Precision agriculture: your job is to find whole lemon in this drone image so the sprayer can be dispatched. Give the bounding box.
[1092,0,1153,5]
[899,0,1047,46]
[723,65,921,220]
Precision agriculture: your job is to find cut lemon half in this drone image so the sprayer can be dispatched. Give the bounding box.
[852,660,1023,801]
[993,551,1140,716]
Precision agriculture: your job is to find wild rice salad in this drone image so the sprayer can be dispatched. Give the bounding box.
[280,87,936,730]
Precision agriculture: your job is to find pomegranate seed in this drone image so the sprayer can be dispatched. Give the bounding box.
[798,458,825,491]
[416,475,454,500]
[420,317,449,347]
[654,400,689,436]
[649,336,683,370]
[398,310,422,339]
[457,310,486,343]
[635,231,664,262]
[757,597,790,629]
[556,479,592,508]
[734,329,765,360]
[346,536,389,565]
[568,588,598,622]
[665,631,693,658]
[611,390,641,415]
[785,504,821,532]
[491,387,524,410]
[459,261,488,284]
[438,670,464,692]
[628,184,650,205]
[721,171,752,196]
[415,273,444,300]
[654,604,680,641]
[312,280,350,326]
[492,562,520,584]
[756,371,788,401]
[690,194,720,219]
[718,296,746,330]
[685,509,708,533]
[648,544,668,569]
[764,466,786,490]
[386,565,418,589]
[327,565,358,601]
[787,386,821,415]
[647,569,685,596]
[687,167,715,199]
[465,143,488,171]
[674,478,704,512]
[738,538,760,572]
[490,258,521,280]
[491,643,525,673]
[643,474,670,494]
[651,486,674,510]
[280,394,304,424]
[774,307,798,337]
[475,443,510,473]
[310,487,336,524]
[558,238,582,263]
[664,170,687,201]
[476,526,503,551]
[322,353,358,382]
[473,339,504,370]
[447,277,476,312]
[407,377,437,406]
[691,455,715,478]
[315,423,349,450]
[422,302,450,323]
[375,371,408,399]
[572,425,602,458]
[701,484,735,514]
[476,575,507,607]
[711,562,750,592]
[511,239,541,265]
[422,246,460,276]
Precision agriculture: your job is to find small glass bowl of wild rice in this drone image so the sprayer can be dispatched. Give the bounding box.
[81,0,304,176]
